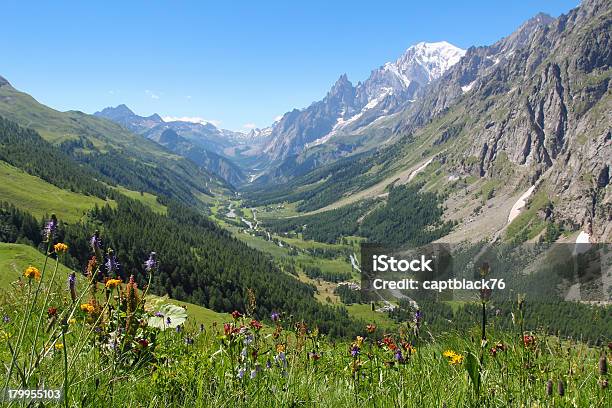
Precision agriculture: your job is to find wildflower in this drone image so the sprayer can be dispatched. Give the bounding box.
[68,273,77,302]
[523,334,536,348]
[276,344,286,353]
[47,307,58,317]
[250,319,263,331]
[54,343,64,351]
[138,339,149,348]
[2,315,9,324]
[185,337,194,345]
[599,353,608,375]
[90,230,101,251]
[414,310,423,323]
[237,368,245,379]
[53,243,68,253]
[154,312,164,318]
[557,379,565,396]
[350,345,360,357]
[401,341,416,355]
[250,368,258,379]
[489,342,506,357]
[86,257,97,277]
[274,351,287,367]
[105,278,122,289]
[480,288,492,302]
[443,350,464,365]
[44,214,58,241]
[68,319,76,325]
[144,252,157,272]
[165,317,171,326]
[271,311,280,322]
[24,266,41,280]
[354,336,364,347]
[231,310,243,320]
[105,249,120,275]
[80,303,95,313]
[266,360,272,369]
[366,324,376,333]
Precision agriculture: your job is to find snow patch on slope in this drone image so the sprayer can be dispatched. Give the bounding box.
[507,185,535,224]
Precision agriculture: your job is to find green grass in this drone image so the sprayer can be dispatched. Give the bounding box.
[0,243,74,290]
[113,186,167,215]
[345,303,395,328]
[0,161,111,223]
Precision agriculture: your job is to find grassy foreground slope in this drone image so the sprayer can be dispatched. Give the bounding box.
[0,237,608,407]
[0,242,229,326]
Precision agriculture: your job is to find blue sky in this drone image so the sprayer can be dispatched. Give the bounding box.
[1,0,578,131]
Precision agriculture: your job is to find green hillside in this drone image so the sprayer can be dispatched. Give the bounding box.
[0,82,230,205]
[0,242,229,326]
[0,161,111,223]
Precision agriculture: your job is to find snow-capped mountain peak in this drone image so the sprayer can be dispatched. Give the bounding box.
[378,41,466,93]
[262,40,466,158]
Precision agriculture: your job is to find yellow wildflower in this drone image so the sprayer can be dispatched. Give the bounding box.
[355,336,364,347]
[443,350,464,365]
[54,343,64,350]
[105,278,122,289]
[276,343,286,353]
[24,266,41,280]
[80,303,95,313]
[68,318,76,325]
[53,243,69,253]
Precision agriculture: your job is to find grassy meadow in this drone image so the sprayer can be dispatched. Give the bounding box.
[0,227,610,407]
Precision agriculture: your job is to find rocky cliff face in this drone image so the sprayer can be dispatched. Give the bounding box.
[411,0,611,240]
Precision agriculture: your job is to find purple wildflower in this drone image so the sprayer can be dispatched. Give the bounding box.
[44,215,58,241]
[266,360,272,369]
[414,310,422,323]
[154,312,164,318]
[271,311,280,322]
[2,315,9,324]
[274,351,287,367]
[90,230,101,251]
[68,273,77,302]
[394,349,404,363]
[105,249,120,275]
[185,337,194,345]
[175,325,182,333]
[166,316,171,325]
[350,345,360,357]
[144,252,157,272]
[237,368,245,379]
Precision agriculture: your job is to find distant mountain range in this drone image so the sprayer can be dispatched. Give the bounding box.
[94,105,271,186]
